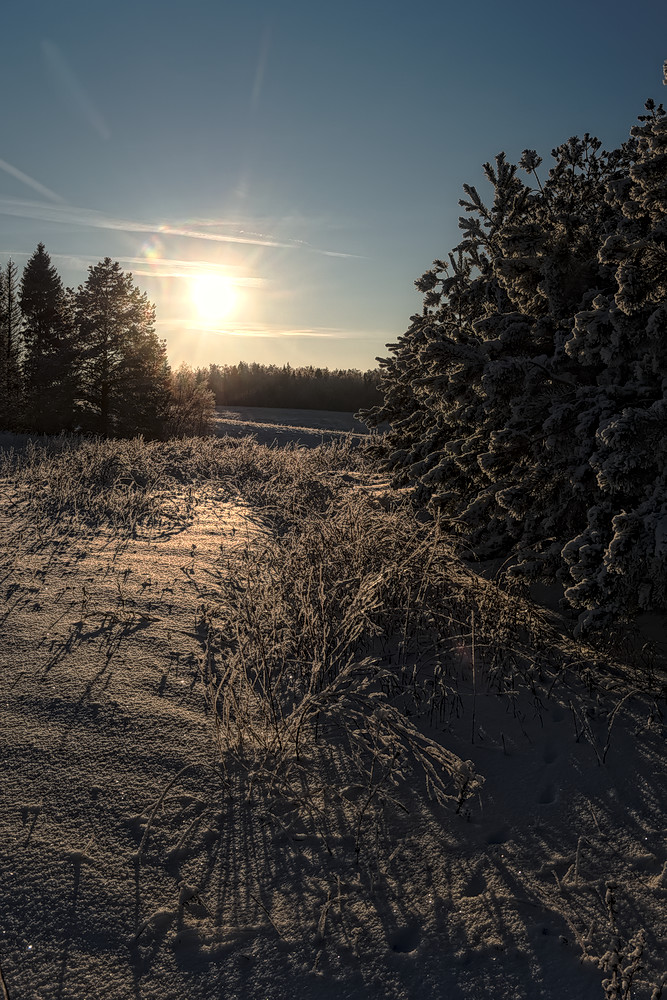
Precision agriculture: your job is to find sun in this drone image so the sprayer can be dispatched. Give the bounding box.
[190,273,239,322]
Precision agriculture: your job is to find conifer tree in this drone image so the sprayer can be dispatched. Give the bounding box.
[75,258,170,437]
[20,243,77,432]
[560,100,667,626]
[0,259,23,429]
[364,83,667,629]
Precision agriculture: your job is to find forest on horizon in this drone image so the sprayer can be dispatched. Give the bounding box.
[0,244,382,438]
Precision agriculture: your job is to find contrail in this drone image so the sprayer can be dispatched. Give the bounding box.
[42,39,111,141]
[0,198,365,258]
[31,251,267,283]
[0,160,64,204]
[157,317,349,338]
[250,24,272,111]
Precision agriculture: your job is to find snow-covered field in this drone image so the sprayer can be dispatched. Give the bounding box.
[211,405,372,447]
[0,426,665,1000]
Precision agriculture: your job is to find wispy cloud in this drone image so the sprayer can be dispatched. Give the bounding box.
[0,249,266,288]
[41,39,111,141]
[0,198,363,258]
[33,251,265,284]
[124,260,264,284]
[157,318,351,339]
[0,160,64,204]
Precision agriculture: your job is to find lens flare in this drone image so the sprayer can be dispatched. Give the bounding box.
[139,235,165,267]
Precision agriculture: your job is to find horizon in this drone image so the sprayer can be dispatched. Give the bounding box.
[1,0,666,371]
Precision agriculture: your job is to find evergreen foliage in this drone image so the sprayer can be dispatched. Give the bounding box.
[20,243,78,433]
[4,246,379,439]
[0,259,23,428]
[363,95,667,630]
[75,258,171,437]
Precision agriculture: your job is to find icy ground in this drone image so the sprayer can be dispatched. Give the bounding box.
[0,416,665,1000]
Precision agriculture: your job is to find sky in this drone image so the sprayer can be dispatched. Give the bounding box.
[1,0,666,373]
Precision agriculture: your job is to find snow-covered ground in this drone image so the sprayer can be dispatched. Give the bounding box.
[0,427,665,1000]
[211,405,372,447]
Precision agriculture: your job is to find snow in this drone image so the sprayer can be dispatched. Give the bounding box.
[0,414,665,999]
[211,405,372,447]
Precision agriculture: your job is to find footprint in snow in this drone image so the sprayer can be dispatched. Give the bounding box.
[461,873,488,898]
[538,784,558,805]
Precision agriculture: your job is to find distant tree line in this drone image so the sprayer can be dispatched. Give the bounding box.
[206,361,381,411]
[0,245,382,437]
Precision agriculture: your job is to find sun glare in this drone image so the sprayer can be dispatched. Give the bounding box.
[190,273,239,322]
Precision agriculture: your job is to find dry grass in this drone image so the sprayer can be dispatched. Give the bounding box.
[0,431,370,541]
[2,431,666,995]
[198,495,484,866]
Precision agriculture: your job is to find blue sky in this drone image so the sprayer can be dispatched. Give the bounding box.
[1,0,665,371]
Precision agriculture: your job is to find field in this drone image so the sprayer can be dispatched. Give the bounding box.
[210,404,372,446]
[0,413,665,1000]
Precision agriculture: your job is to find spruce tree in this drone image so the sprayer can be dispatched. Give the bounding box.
[365,86,666,629]
[560,100,667,626]
[75,258,170,437]
[20,243,77,433]
[0,259,23,429]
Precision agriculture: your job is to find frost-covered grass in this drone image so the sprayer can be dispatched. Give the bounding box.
[0,431,371,538]
[1,431,666,999]
[197,471,666,885]
[200,494,481,867]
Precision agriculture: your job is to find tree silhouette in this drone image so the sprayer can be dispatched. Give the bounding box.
[21,243,77,432]
[0,259,23,429]
[75,258,170,437]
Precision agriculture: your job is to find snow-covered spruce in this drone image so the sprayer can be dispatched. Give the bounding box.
[362,97,667,630]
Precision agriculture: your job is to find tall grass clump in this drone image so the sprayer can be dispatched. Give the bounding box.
[198,482,600,866]
[194,437,667,871]
[1,435,197,538]
[199,494,473,865]
[0,433,374,545]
